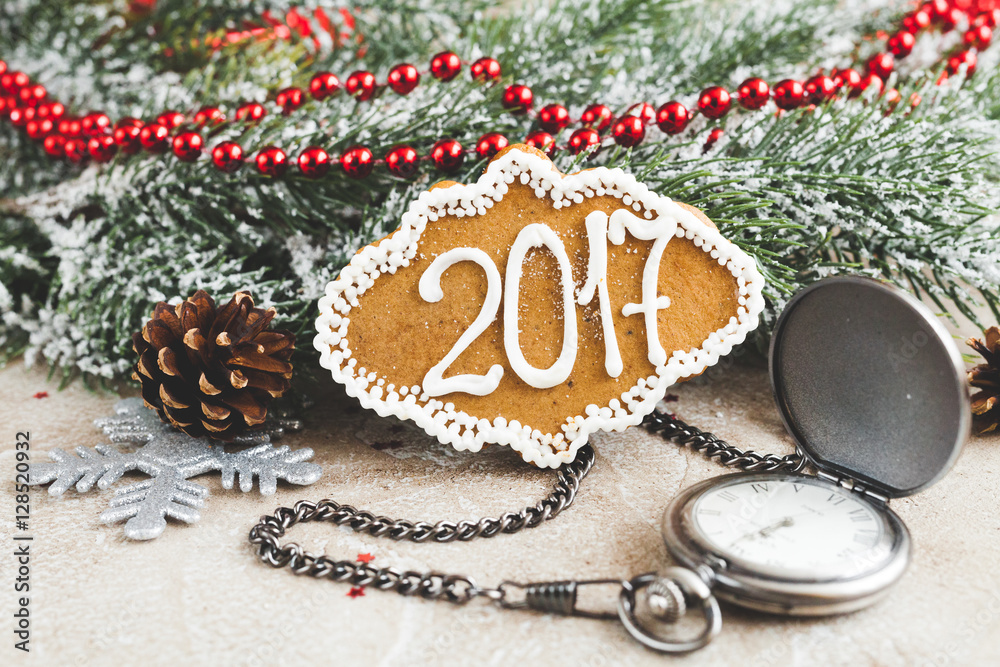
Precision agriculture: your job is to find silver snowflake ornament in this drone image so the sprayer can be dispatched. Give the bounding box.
[29,398,323,540]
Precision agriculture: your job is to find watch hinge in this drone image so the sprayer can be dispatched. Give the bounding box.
[816,470,889,505]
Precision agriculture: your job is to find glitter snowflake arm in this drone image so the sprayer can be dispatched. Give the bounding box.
[213,443,323,495]
[29,445,146,496]
[99,471,209,540]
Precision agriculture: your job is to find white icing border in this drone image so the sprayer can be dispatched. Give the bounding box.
[314,148,766,468]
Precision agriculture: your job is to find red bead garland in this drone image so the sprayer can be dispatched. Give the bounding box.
[43,133,66,157]
[888,31,916,57]
[309,72,341,100]
[345,71,377,101]
[63,138,87,164]
[430,138,465,172]
[580,104,613,131]
[851,73,884,98]
[704,128,724,152]
[965,24,993,47]
[737,78,770,110]
[538,104,571,133]
[947,49,977,75]
[627,102,655,124]
[157,111,185,129]
[502,84,533,114]
[212,141,244,172]
[87,135,117,163]
[341,145,374,179]
[470,57,502,82]
[387,64,420,95]
[568,127,601,155]
[475,132,509,159]
[772,79,805,109]
[172,131,203,162]
[139,123,171,153]
[697,86,731,119]
[81,112,111,136]
[833,68,862,91]
[276,87,305,114]
[385,145,419,178]
[297,146,330,178]
[430,51,462,82]
[524,130,556,155]
[611,115,645,147]
[655,102,690,135]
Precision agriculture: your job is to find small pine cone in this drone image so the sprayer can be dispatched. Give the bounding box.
[132,290,295,440]
[968,326,1000,435]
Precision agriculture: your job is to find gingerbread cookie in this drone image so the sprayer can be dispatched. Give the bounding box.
[315,145,765,467]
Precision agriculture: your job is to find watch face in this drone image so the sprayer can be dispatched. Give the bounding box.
[686,475,894,581]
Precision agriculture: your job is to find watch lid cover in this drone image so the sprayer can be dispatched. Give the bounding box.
[769,277,969,498]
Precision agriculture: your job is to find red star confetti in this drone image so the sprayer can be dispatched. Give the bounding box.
[33,391,49,399]
[347,587,365,598]
[356,553,374,564]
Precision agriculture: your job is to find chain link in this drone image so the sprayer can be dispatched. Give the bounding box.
[248,409,803,603]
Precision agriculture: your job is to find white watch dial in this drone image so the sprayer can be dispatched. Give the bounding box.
[689,476,892,581]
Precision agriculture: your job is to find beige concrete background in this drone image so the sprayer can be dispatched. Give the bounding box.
[1,317,999,667]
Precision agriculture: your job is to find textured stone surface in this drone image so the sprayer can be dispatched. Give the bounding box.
[1,348,999,666]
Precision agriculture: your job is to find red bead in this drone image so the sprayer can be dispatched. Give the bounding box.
[470,57,502,82]
[538,104,571,133]
[18,84,46,107]
[772,79,806,109]
[627,102,655,124]
[804,75,837,104]
[63,138,88,164]
[276,87,305,114]
[113,124,143,154]
[980,10,1000,29]
[236,103,267,123]
[833,68,862,91]
[297,146,330,178]
[430,138,465,172]
[888,31,916,58]
[81,112,111,136]
[194,106,225,126]
[655,102,690,135]
[580,104,614,131]
[46,102,66,120]
[0,61,5,77]
[867,52,894,80]
[255,146,287,176]
[697,86,732,119]
[43,134,66,158]
[502,85,533,114]
[947,50,977,75]
[737,78,770,109]
[139,123,170,153]
[172,131,203,162]
[964,24,992,47]
[524,131,556,155]
[58,117,81,137]
[929,0,951,20]
[940,7,964,32]
[341,146,375,179]
[157,111,186,129]
[475,132,509,159]
[212,141,244,172]
[430,51,462,82]
[9,107,28,127]
[850,73,885,98]
[87,135,117,163]
[704,128,724,152]
[387,64,420,95]
[385,145,419,178]
[345,71,377,101]
[568,128,601,156]
[309,72,341,100]
[611,115,645,148]
[25,118,53,140]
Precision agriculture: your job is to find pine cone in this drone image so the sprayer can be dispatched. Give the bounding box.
[132,290,295,440]
[968,326,1000,434]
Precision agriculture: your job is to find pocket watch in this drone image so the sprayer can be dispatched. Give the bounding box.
[622,277,970,652]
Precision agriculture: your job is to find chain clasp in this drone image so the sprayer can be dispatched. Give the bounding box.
[496,578,625,619]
